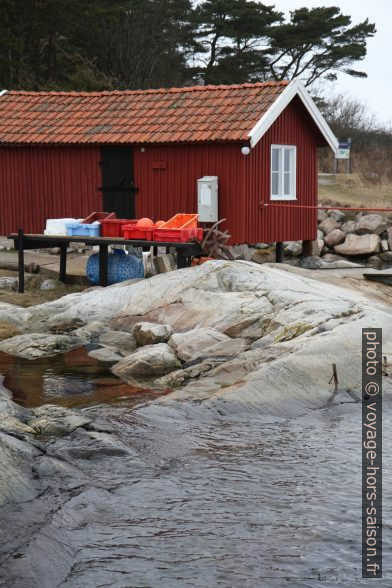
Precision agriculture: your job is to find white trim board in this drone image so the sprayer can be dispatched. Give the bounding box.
[248,79,338,153]
[0,90,7,97]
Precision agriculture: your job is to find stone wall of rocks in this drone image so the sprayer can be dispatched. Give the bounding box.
[285,210,392,269]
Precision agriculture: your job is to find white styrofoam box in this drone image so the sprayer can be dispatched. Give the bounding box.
[45,218,78,235]
[197,176,218,222]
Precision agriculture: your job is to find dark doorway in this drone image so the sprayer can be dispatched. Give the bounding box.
[99,146,137,218]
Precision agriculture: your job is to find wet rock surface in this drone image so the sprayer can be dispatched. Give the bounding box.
[0,333,83,359]
[0,262,392,586]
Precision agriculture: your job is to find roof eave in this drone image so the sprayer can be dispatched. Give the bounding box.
[248,79,338,153]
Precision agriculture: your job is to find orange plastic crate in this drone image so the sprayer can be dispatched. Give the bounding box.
[160,213,198,229]
[101,219,136,238]
[153,226,203,243]
[122,224,154,240]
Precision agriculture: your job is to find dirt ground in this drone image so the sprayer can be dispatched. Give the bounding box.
[0,269,87,307]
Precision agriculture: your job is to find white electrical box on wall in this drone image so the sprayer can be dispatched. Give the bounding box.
[197,176,218,222]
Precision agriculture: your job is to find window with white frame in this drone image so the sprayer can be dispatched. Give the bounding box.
[270,145,296,200]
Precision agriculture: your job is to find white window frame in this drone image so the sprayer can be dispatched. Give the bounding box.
[270,144,297,201]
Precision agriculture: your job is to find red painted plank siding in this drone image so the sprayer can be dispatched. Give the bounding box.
[133,143,246,242]
[245,96,319,243]
[0,146,102,235]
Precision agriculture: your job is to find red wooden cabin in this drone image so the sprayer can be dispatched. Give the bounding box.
[0,81,337,243]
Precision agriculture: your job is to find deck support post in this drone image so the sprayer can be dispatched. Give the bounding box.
[59,243,67,283]
[177,249,187,269]
[275,241,283,263]
[17,228,25,293]
[302,239,313,257]
[99,243,108,287]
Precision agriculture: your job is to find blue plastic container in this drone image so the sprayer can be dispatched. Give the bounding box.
[66,222,101,237]
[86,250,144,285]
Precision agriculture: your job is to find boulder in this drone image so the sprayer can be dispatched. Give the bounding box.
[296,256,323,269]
[133,322,172,346]
[0,277,18,291]
[227,244,252,261]
[0,333,82,359]
[387,227,392,250]
[317,209,328,222]
[284,242,302,257]
[379,251,392,262]
[317,229,324,240]
[98,330,137,354]
[253,243,271,250]
[311,240,325,256]
[381,239,389,253]
[323,229,346,248]
[327,209,346,223]
[318,218,340,235]
[40,279,63,291]
[88,347,123,363]
[356,214,388,235]
[366,256,383,269]
[112,343,181,380]
[341,220,357,234]
[334,234,381,256]
[168,327,231,362]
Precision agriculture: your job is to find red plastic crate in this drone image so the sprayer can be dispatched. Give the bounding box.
[160,213,198,229]
[122,224,154,240]
[153,226,203,243]
[101,218,137,238]
[83,211,116,224]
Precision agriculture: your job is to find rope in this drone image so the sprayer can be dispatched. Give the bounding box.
[259,201,392,212]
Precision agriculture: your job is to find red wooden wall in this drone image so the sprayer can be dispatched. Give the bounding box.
[133,96,320,243]
[133,143,247,243]
[0,96,321,242]
[245,96,320,243]
[0,145,102,235]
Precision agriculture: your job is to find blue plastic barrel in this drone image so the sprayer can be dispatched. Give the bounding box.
[86,250,144,285]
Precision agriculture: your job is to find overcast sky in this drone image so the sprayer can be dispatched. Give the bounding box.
[273,0,391,125]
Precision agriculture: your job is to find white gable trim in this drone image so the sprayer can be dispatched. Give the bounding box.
[0,90,7,97]
[248,79,338,153]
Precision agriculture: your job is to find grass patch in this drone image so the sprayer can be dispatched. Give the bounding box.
[318,173,392,209]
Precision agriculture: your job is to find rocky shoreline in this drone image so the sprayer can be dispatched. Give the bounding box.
[0,260,391,401]
[1,260,392,585]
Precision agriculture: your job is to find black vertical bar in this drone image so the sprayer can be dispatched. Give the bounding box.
[177,249,187,269]
[99,243,108,286]
[59,244,67,284]
[17,228,25,293]
[275,242,283,263]
[153,246,158,257]
[165,246,170,254]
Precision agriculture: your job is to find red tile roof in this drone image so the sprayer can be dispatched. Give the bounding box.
[0,81,288,146]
